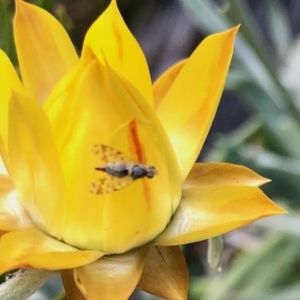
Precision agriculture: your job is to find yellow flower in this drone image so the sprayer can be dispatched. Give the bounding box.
[0,0,285,299]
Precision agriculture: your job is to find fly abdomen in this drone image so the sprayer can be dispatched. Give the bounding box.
[95,164,130,178]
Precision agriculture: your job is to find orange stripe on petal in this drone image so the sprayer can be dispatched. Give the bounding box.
[157,27,239,180]
[153,60,186,111]
[153,185,286,246]
[8,92,65,232]
[83,0,153,105]
[44,60,180,253]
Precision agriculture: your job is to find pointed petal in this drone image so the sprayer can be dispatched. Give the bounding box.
[14,0,78,103]
[61,270,86,300]
[154,185,286,246]
[72,248,148,300]
[0,50,25,173]
[157,27,238,179]
[45,59,181,253]
[0,228,104,273]
[8,91,65,232]
[153,60,186,110]
[184,163,270,189]
[138,246,188,300]
[83,0,153,105]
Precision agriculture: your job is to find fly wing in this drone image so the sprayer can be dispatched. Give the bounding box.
[92,144,133,164]
[88,175,133,195]
[89,144,134,195]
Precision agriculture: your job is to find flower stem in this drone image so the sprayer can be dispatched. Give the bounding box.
[0,269,59,300]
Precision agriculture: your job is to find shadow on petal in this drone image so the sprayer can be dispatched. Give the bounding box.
[138,246,188,300]
[61,269,86,300]
[153,60,186,111]
[72,247,148,300]
[0,50,26,173]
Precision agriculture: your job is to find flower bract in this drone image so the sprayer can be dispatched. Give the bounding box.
[0,1,286,299]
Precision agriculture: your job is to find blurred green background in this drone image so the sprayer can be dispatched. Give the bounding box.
[1,0,300,299]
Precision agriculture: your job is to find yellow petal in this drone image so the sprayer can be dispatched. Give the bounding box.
[156,27,238,180]
[183,163,270,189]
[138,246,188,300]
[45,59,181,253]
[83,0,153,105]
[72,248,148,300]
[8,91,65,232]
[0,173,21,231]
[14,0,78,103]
[0,181,33,231]
[61,270,86,300]
[153,60,186,110]
[45,58,151,152]
[0,228,104,274]
[0,50,25,173]
[0,174,14,198]
[153,185,286,246]
[0,156,8,175]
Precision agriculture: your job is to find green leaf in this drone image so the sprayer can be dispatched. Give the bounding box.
[0,0,17,65]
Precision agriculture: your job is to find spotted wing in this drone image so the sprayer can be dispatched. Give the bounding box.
[88,175,133,195]
[89,144,134,195]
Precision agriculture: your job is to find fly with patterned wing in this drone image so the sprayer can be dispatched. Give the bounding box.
[88,144,157,195]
